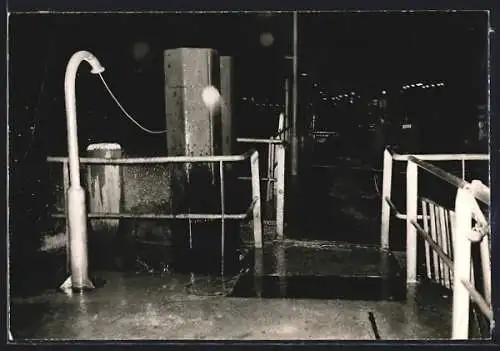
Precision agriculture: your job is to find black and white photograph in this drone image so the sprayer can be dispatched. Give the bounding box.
[7,10,493,341]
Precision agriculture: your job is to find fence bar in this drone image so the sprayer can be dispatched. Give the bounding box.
[392,154,488,162]
[380,149,393,250]
[47,151,254,164]
[276,143,286,239]
[452,187,473,339]
[480,234,492,305]
[411,221,453,269]
[237,138,285,145]
[219,160,225,276]
[250,151,263,248]
[421,201,432,280]
[406,161,418,284]
[238,176,276,182]
[51,212,249,220]
[460,279,494,322]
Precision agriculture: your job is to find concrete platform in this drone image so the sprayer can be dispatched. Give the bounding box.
[9,242,453,341]
[10,271,452,341]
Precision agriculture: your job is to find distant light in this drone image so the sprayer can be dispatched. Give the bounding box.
[410,84,415,88]
[431,84,435,87]
[351,92,356,95]
[260,32,275,47]
[320,91,324,94]
[322,97,327,101]
[242,97,248,101]
[382,90,387,95]
[300,72,308,77]
[416,83,423,86]
[314,83,318,87]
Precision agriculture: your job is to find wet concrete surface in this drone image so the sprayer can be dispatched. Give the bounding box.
[10,242,453,340]
[230,243,405,301]
[10,271,453,341]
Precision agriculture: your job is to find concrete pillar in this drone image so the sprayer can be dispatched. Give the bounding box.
[220,56,233,156]
[164,48,239,273]
[85,143,122,267]
[86,143,122,231]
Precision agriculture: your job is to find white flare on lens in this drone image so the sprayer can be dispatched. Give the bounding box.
[202,85,221,111]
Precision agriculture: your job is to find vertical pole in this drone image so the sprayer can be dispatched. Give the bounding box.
[284,80,290,144]
[452,188,472,340]
[63,161,71,274]
[480,232,492,305]
[380,148,393,250]
[291,11,299,177]
[219,160,225,277]
[251,151,263,248]
[276,143,286,240]
[406,160,418,284]
[461,159,466,180]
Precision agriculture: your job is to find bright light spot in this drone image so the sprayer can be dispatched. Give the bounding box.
[382,90,387,95]
[201,86,221,111]
[416,83,423,86]
[411,84,415,88]
[301,72,308,77]
[132,41,150,61]
[260,32,275,47]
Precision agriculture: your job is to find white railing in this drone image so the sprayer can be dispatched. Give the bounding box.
[47,150,263,288]
[237,113,288,240]
[379,147,491,339]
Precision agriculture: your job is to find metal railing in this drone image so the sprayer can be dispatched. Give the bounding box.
[47,149,263,286]
[379,147,491,339]
[236,113,288,240]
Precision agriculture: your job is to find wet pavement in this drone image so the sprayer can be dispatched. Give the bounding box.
[9,241,453,341]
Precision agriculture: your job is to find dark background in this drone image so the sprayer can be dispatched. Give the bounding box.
[7,11,490,291]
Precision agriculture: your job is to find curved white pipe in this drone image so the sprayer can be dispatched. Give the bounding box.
[62,50,104,292]
[65,50,105,187]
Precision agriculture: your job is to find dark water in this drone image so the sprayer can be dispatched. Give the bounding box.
[229,274,406,301]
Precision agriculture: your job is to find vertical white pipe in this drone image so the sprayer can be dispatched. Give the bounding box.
[251,151,263,248]
[452,188,472,339]
[62,51,104,291]
[380,148,393,250]
[406,160,418,284]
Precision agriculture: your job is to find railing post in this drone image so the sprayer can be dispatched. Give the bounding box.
[381,148,393,250]
[406,160,418,284]
[250,151,263,249]
[275,143,286,240]
[452,187,473,340]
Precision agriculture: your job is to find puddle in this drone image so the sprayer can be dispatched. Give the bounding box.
[229,274,406,301]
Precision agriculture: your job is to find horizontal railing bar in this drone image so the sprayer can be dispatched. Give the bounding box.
[385,197,429,220]
[47,149,255,164]
[51,212,248,220]
[237,138,286,145]
[411,220,453,269]
[310,131,339,136]
[408,156,489,205]
[408,155,467,189]
[238,176,276,182]
[461,279,494,322]
[392,153,489,162]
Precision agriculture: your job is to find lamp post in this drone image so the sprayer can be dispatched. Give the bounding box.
[60,50,105,292]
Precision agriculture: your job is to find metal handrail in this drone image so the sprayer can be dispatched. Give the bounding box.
[47,149,255,164]
[407,156,489,205]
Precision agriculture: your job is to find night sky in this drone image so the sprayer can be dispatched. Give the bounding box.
[9,12,488,160]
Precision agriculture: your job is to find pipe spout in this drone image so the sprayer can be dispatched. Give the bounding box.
[63,50,105,292]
